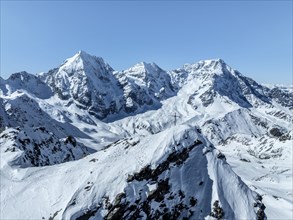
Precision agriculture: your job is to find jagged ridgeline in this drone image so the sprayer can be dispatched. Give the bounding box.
[0,51,292,220]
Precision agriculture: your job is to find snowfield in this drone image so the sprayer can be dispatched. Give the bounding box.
[0,51,292,219]
[1,126,264,220]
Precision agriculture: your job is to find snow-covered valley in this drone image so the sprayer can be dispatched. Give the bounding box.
[0,51,292,219]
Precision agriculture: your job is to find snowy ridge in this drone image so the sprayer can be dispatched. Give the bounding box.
[1,127,93,167]
[1,51,292,219]
[0,71,53,98]
[1,125,264,220]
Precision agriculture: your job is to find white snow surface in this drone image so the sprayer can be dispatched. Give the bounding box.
[0,51,292,219]
[1,125,260,220]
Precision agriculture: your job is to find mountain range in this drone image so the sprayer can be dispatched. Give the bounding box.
[0,51,292,220]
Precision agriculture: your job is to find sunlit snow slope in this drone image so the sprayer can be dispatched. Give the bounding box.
[0,51,292,220]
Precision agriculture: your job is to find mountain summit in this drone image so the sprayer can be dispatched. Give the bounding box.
[59,50,114,77]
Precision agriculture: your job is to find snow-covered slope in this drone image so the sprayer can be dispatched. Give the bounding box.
[1,125,265,220]
[0,51,292,219]
[1,127,93,167]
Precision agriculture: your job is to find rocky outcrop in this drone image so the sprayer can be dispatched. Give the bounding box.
[1,127,94,167]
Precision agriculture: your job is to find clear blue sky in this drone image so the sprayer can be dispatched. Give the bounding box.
[1,0,292,84]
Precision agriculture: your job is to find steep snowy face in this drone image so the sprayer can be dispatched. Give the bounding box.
[114,62,175,114]
[123,62,175,99]
[203,108,292,145]
[171,59,278,110]
[42,51,123,119]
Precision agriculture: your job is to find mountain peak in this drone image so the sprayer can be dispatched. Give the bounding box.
[129,61,163,74]
[213,58,225,63]
[77,49,88,55]
[182,58,232,78]
[134,61,154,68]
[69,50,103,64]
[57,51,113,77]
[197,58,227,67]
[76,50,96,60]
[8,71,36,82]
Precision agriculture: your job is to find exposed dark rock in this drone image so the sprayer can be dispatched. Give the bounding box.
[65,135,77,147]
[76,207,99,220]
[126,174,135,182]
[279,133,291,141]
[106,207,124,220]
[250,114,268,128]
[128,139,202,183]
[199,89,216,107]
[256,194,262,201]
[217,152,226,160]
[113,193,126,206]
[178,190,185,200]
[240,158,251,162]
[269,127,283,137]
[268,87,293,109]
[189,197,197,206]
[210,200,224,220]
[149,179,170,202]
[256,207,266,220]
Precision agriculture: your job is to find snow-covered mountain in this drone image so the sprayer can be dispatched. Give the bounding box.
[1,51,292,220]
[37,51,175,121]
